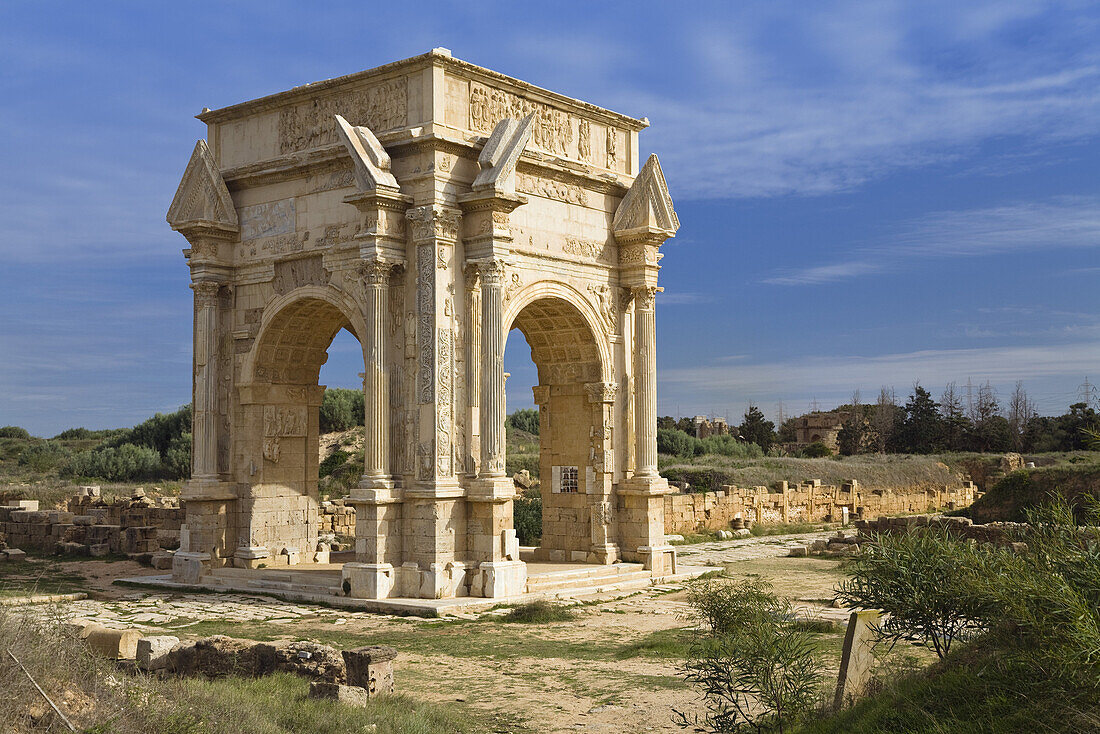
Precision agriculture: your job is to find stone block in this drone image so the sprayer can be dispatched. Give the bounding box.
[89,543,110,557]
[172,552,209,584]
[151,551,175,570]
[10,510,47,523]
[72,515,97,526]
[341,563,394,599]
[788,546,809,558]
[57,542,88,556]
[7,500,40,511]
[342,645,396,695]
[308,682,369,707]
[86,628,142,660]
[834,610,881,709]
[2,548,27,562]
[137,635,180,670]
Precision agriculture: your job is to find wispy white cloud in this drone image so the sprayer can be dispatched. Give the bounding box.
[614,3,1100,199]
[659,340,1100,417]
[765,196,1100,285]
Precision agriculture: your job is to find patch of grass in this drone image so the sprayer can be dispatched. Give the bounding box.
[793,617,842,634]
[499,600,577,624]
[750,521,824,537]
[616,627,691,659]
[670,529,720,545]
[0,558,88,598]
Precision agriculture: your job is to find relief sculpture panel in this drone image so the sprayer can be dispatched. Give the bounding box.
[278,78,408,155]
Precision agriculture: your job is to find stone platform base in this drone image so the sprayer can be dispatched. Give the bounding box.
[118,561,712,617]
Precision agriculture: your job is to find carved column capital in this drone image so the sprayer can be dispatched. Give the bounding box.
[463,262,481,291]
[585,382,618,405]
[406,204,461,244]
[191,280,222,305]
[477,258,507,287]
[631,285,658,310]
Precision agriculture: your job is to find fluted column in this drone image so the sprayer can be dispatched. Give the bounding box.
[632,286,659,478]
[191,280,221,481]
[479,258,508,479]
[360,259,396,490]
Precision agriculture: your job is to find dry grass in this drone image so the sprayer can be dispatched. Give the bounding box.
[660,454,963,491]
[0,607,507,734]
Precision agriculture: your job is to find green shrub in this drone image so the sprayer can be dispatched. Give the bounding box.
[675,578,824,732]
[802,441,833,458]
[319,389,364,433]
[53,427,129,442]
[660,466,738,492]
[514,485,542,546]
[501,600,575,623]
[505,453,539,478]
[17,441,71,473]
[506,408,539,435]
[0,426,30,439]
[837,527,987,658]
[658,428,697,458]
[319,450,350,478]
[62,443,162,482]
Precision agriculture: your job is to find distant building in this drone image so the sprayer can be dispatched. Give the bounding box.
[693,415,731,439]
[793,411,848,452]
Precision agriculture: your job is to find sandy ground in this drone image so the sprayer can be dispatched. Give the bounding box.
[2,535,857,734]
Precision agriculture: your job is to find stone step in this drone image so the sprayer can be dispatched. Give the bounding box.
[525,567,652,595]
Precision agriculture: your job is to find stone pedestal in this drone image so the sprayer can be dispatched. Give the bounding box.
[341,562,395,599]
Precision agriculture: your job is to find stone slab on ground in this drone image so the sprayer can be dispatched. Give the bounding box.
[308,681,369,707]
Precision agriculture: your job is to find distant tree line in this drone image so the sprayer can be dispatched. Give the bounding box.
[660,381,1099,457]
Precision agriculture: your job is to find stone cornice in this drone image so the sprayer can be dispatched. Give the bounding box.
[197,50,647,132]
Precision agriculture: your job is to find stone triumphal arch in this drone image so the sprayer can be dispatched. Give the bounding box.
[166,50,681,600]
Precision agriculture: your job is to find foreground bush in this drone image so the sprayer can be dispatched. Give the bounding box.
[61,443,163,482]
[676,578,824,733]
[17,441,71,473]
[0,425,31,439]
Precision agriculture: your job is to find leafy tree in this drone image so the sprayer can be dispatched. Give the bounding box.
[506,408,539,435]
[319,388,364,433]
[837,392,868,456]
[738,405,775,453]
[871,387,900,453]
[513,485,542,546]
[802,441,832,458]
[62,443,162,482]
[939,382,971,452]
[18,441,71,473]
[658,428,697,458]
[776,417,799,445]
[895,384,943,454]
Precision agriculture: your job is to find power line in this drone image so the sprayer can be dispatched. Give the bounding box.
[1078,377,1099,409]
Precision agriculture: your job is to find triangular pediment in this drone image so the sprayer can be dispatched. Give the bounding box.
[166,140,238,231]
[612,154,679,237]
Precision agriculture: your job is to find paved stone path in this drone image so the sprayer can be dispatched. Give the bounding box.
[675,529,839,566]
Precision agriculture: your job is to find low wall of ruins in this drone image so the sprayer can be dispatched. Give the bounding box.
[663,480,978,535]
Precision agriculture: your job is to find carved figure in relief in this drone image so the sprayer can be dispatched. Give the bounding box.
[263,406,306,437]
[578,119,591,162]
[587,284,615,331]
[263,437,281,464]
[606,127,618,169]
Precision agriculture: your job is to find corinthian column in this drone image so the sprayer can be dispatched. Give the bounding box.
[191,279,221,481]
[359,259,398,490]
[632,286,659,479]
[478,258,508,479]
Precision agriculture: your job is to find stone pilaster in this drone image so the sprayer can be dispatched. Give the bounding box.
[631,285,659,480]
[191,280,222,483]
[357,258,402,492]
[585,381,619,564]
[463,263,482,477]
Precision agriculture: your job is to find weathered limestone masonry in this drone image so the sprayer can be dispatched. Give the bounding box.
[0,491,178,556]
[166,50,681,599]
[664,480,978,535]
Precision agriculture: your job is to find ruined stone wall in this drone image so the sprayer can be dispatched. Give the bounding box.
[664,480,977,534]
[317,499,356,538]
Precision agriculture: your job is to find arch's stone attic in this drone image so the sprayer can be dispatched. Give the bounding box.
[166,50,680,600]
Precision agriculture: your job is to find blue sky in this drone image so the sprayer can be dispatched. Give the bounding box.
[2,1,1099,436]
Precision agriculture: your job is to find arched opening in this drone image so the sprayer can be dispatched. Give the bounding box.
[242,294,364,562]
[506,295,606,563]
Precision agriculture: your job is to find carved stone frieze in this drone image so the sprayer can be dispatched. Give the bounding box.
[263,406,306,437]
[516,173,588,206]
[606,127,618,170]
[278,78,407,155]
[416,244,435,404]
[587,284,615,332]
[241,200,295,241]
[469,82,574,156]
[563,238,605,259]
[262,437,281,463]
[578,119,592,162]
[272,256,328,295]
[584,381,618,405]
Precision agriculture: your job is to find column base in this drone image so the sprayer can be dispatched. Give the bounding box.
[473,560,527,598]
[588,543,620,565]
[233,546,270,569]
[638,545,678,577]
[181,477,236,501]
[619,474,673,496]
[171,551,211,584]
[341,562,395,599]
[357,475,395,492]
[468,476,516,501]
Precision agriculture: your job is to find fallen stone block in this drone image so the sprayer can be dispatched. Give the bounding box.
[342,645,397,695]
[788,546,809,558]
[6,500,40,511]
[56,541,88,556]
[137,635,180,671]
[10,511,48,524]
[89,543,110,557]
[308,681,369,707]
[2,548,27,562]
[86,628,142,660]
[151,551,175,570]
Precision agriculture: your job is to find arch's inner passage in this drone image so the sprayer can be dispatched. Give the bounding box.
[509,296,609,563]
[242,296,363,559]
